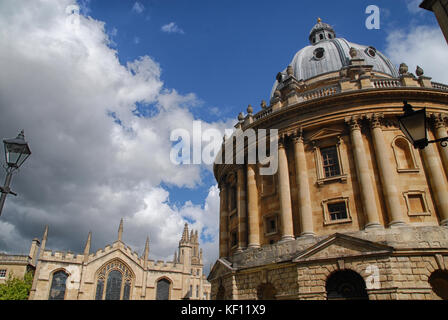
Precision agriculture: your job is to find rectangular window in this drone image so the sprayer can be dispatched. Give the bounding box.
[321,146,341,178]
[189,285,193,298]
[196,285,199,298]
[328,202,348,221]
[265,216,277,235]
[0,269,6,278]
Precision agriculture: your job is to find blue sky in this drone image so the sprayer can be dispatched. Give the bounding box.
[86,0,438,206]
[0,0,447,275]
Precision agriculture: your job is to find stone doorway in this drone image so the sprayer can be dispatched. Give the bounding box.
[326,270,369,300]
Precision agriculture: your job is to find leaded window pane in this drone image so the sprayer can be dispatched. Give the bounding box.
[123,280,131,300]
[328,202,348,221]
[321,146,341,178]
[95,278,104,300]
[105,270,122,300]
[156,279,170,300]
[49,271,68,300]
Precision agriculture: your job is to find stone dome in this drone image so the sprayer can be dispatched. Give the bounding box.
[271,20,399,96]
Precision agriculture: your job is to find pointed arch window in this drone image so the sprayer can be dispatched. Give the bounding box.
[95,260,134,300]
[156,278,171,300]
[49,270,69,300]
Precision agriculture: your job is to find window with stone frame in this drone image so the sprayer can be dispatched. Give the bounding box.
[403,191,431,217]
[309,129,347,185]
[95,259,134,300]
[48,270,69,300]
[0,269,7,278]
[156,278,171,300]
[264,215,278,236]
[320,146,341,178]
[322,197,352,225]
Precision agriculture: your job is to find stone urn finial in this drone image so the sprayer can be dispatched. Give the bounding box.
[349,47,358,59]
[399,63,409,75]
[416,65,424,77]
[238,112,244,121]
[247,104,253,115]
[261,100,267,109]
[286,65,294,76]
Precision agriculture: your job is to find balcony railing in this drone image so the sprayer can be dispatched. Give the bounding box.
[251,78,448,123]
[373,79,402,89]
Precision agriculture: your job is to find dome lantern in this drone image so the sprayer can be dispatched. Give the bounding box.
[309,18,336,45]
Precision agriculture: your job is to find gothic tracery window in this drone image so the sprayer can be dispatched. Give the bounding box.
[49,270,69,300]
[95,260,133,300]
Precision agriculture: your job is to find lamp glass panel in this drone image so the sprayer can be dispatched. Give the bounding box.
[4,142,30,167]
[398,109,427,143]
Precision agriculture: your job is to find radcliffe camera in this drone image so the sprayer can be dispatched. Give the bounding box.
[1,0,448,315]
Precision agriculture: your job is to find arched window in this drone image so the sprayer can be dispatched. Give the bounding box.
[326,270,368,300]
[95,260,134,300]
[49,270,69,300]
[392,136,418,172]
[429,270,448,300]
[156,278,171,300]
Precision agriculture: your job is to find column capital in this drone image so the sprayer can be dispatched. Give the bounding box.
[367,113,384,129]
[345,116,362,131]
[278,135,287,149]
[292,127,304,144]
[431,112,448,129]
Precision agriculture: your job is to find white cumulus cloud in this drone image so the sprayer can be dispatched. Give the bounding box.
[384,25,448,84]
[0,0,227,274]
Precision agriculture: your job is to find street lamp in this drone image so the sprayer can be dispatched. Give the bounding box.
[397,101,448,149]
[0,130,31,216]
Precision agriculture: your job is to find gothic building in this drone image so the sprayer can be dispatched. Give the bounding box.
[208,19,448,300]
[29,221,211,300]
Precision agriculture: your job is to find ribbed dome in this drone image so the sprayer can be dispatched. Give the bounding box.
[271,20,399,97]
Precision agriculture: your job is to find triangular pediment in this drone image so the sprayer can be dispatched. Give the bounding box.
[207,258,234,281]
[293,233,393,263]
[307,128,344,142]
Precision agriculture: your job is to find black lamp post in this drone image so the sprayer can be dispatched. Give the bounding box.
[0,130,31,216]
[398,101,448,149]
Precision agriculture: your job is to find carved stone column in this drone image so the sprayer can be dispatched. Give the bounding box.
[247,164,260,248]
[369,114,405,227]
[278,137,295,242]
[433,113,448,176]
[421,141,448,226]
[347,116,381,229]
[219,182,229,258]
[293,130,315,237]
[237,166,247,251]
